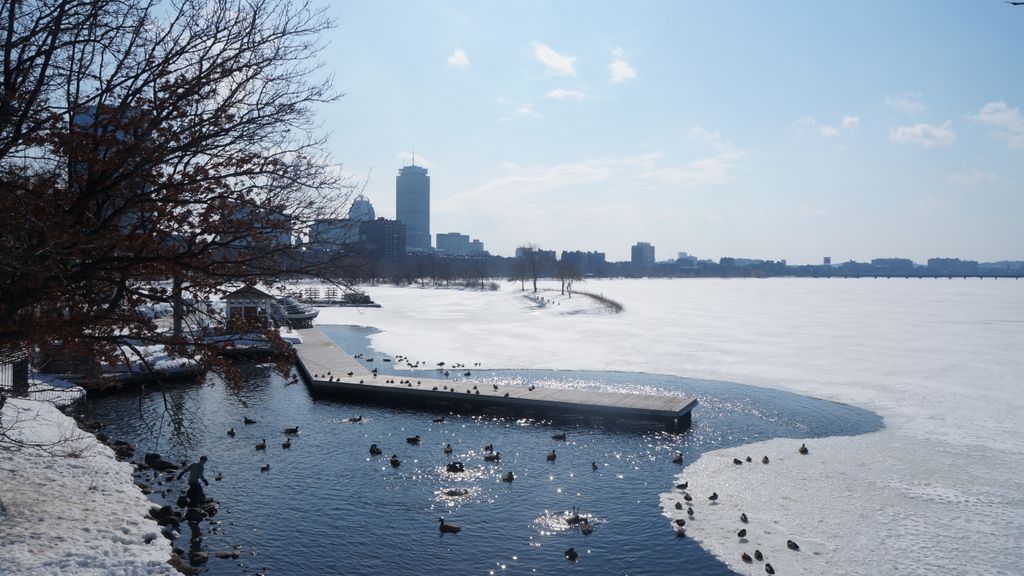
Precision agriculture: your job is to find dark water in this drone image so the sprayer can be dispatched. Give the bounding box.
[74,325,882,575]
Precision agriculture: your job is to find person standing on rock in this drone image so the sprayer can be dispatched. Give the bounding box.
[177,455,209,506]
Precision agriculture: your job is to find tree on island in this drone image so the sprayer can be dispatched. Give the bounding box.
[556,260,582,296]
[0,0,357,403]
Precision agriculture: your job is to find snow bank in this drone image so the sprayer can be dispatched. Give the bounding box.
[314,278,1024,576]
[0,398,176,575]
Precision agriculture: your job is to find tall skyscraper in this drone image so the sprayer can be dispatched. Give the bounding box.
[396,164,430,250]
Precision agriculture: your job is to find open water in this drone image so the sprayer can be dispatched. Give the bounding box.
[74,325,881,575]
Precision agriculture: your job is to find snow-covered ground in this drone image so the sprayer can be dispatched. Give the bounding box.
[0,398,176,575]
[315,278,1024,576]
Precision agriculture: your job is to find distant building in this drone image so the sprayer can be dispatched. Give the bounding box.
[561,251,607,276]
[396,164,430,250]
[360,218,406,259]
[436,232,486,255]
[927,258,979,274]
[631,242,655,271]
[348,194,376,222]
[871,258,915,271]
[309,195,377,251]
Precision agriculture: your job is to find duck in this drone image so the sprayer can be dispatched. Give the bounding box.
[260,464,270,472]
[765,563,775,574]
[683,494,693,502]
[674,519,686,527]
[754,550,764,561]
[762,456,770,464]
[406,435,421,445]
[787,539,800,551]
[733,458,743,465]
[501,471,514,483]
[708,492,719,501]
[676,481,688,490]
[592,461,598,471]
[438,518,461,534]
[255,439,266,450]
[737,528,747,538]
[674,502,682,510]
[433,416,445,423]
[446,461,465,473]
[283,426,299,435]
[551,432,567,441]
[675,526,686,538]
[227,428,236,437]
[687,506,694,517]
[347,415,362,423]
[565,506,583,526]
[546,450,556,462]
[580,519,593,535]
[483,443,494,452]
[443,443,453,455]
[746,456,752,462]
[369,444,382,456]
[564,547,578,561]
[672,453,683,464]
[741,513,748,523]
[741,552,752,563]
[483,452,501,463]
[243,417,257,425]
[799,443,809,455]
[282,438,291,449]
[389,455,401,468]
[214,473,223,481]
[443,489,469,497]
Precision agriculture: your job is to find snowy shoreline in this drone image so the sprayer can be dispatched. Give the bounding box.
[0,397,176,575]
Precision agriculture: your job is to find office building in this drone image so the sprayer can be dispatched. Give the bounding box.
[631,242,655,270]
[396,164,430,250]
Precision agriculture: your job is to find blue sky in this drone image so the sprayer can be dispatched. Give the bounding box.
[318,1,1023,263]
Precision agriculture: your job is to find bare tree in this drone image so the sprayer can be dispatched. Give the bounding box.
[556,260,581,296]
[0,0,355,387]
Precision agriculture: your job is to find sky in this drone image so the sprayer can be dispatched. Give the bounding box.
[316,1,1023,263]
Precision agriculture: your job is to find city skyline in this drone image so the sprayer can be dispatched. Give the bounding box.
[320,2,1022,264]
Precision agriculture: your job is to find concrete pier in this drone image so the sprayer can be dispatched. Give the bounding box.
[293,327,697,429]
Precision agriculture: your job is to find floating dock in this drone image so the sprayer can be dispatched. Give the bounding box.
[292,327,697,429]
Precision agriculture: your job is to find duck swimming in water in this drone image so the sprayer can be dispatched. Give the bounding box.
[255,439,266,450]
[406,435,421,445]
[369,444,382,456]
[551,432,566,441]
[389,455,401,468]
[443,443,453,455]
[438,518,461,534]
[501,471,514,483]
[564,547,578,561]
[672,453,683,464]
[227,428,235,437]
[546,450,556,462]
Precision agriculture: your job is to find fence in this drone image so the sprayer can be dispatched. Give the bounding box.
[0,348,85,407]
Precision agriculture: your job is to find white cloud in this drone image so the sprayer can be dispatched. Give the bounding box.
[545,88,586,101]
[946,169,997,186]
[969,101,1024,148]
[516,106,541,118]
[499,161,522,173]
[531,42,576,76]
[608,47,636,84]
[886,92,925,115]
[641,126,743,186]
[819,125,840,138]
[446,48,470,68]
[791,115,857,138]
[889,122,955,148]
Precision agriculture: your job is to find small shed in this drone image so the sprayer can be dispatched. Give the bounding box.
[223,286,276,331]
